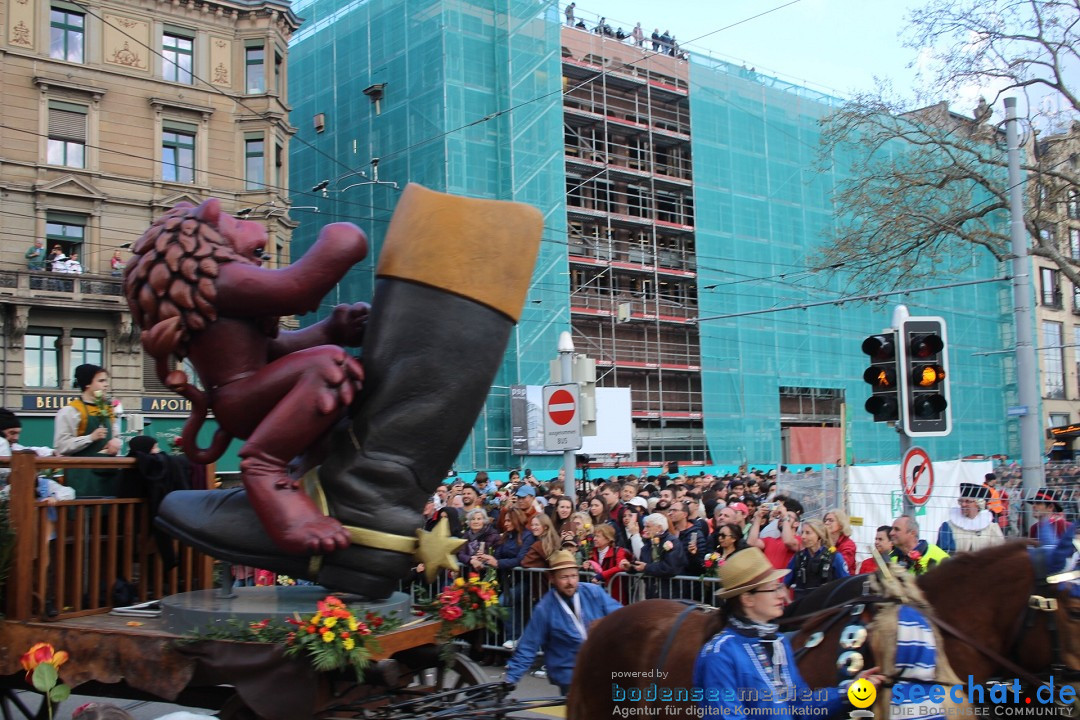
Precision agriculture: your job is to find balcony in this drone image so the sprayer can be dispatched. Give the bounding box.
[0,270,126,311]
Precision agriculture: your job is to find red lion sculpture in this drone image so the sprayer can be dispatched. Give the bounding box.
[125,198,366,555]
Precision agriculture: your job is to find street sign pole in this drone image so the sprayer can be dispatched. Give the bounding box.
[892,305,915,517]
[558,331,577,500]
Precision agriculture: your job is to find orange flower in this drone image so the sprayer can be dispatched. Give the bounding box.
[20,643,68,673]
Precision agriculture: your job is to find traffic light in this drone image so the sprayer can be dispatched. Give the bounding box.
[862,332,899,422]
[899,317,951,437]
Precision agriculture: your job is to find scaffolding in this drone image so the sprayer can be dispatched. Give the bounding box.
[561,26,705,463]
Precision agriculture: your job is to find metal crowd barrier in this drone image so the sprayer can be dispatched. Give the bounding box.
[399,567,723,651]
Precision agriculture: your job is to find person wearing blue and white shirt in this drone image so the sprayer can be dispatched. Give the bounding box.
[694,548,884,719]
[505,550,621,695]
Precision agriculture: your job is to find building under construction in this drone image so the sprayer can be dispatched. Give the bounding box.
[287,0,1019,471]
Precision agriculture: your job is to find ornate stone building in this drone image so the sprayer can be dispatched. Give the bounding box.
[0,0,299,457]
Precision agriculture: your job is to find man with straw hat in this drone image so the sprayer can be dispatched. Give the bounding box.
[505,550,621,695]
[694,547,885,718]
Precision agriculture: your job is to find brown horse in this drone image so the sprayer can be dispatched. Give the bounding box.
[567,542,1080,719]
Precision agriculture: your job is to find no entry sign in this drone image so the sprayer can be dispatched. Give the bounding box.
[547,389,576,425]
[543,383,582,451]
[900,446,934,506]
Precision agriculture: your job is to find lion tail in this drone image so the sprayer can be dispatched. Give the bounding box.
[143,320,233,465]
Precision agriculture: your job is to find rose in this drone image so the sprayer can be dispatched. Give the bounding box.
[908,551,922,562]
[21,643,70,719]
[439,605,463,622]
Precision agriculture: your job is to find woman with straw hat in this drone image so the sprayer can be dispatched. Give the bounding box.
[693,547,884,718]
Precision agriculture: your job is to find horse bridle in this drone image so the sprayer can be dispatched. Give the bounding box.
[921,547,1079,692]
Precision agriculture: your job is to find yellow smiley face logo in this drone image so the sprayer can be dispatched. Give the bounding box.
[847,678,876,709]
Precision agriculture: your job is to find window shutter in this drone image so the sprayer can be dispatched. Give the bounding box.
[48,106,87,142]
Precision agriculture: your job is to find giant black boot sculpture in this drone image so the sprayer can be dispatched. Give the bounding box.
[155,184,542,597]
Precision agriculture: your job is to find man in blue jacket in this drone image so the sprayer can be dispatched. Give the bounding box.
[505,550,621,695]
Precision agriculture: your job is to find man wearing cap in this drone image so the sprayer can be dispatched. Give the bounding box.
[512,483,538,520]
[982,472,1005,520]
[1027,488,1069,542]
[694,547,884,718]
[54,364,122,497]
[936,483,1004,554]
[505,550,621,695]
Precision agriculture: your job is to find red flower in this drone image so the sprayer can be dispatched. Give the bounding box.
[439,605,463,622]
[908,551,922,562]
[249,619,270,632]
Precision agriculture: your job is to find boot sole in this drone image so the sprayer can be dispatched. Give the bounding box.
[156,514,403,600]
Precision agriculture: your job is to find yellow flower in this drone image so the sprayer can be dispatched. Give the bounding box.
[454,577,465,587]
[323,617,338,628]
[343,638,355,651]
[829,546,837,553]
[312,613,322,623]
[348,618,358,632]
[322,631,335,643]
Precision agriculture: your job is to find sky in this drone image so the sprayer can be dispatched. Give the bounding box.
[570,0,929,102]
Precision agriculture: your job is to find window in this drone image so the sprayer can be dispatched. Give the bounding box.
[24,331,60,388]
[1068,189,1080,220]
[245,135,264,190]
[1042,320,1065,399]
[245,43,265,94]
[1074,285,1080,314]
[71,335,103,369]
[1050,413,1071,428]
[49,7,84,63]
[162,121,196,183]
[274,49,283,96]
[162,30,194,84]
[1071,228,1080,261]
[1040,267,1062,308]
[46,213,85,258]
[274,141,283,187]
[46,101,86,168]
[1075,326,1080,389]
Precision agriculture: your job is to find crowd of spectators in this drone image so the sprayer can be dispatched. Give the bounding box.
[416,461,1078,649]
[564,2,688,60]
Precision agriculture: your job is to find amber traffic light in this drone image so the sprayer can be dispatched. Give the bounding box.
[862,332,899,422]
[899,318,951,436]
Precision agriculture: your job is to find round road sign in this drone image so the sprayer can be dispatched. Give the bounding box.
[547,389,576,426]
[900,446,934,506]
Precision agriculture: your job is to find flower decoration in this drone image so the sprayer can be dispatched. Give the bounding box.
[21,643,70,719]
[701,552,726,578]
[418,570,506,662]
[663,541,674,552]
[92,390,113,420]
[110,399,124,417]
[187,596,398,680]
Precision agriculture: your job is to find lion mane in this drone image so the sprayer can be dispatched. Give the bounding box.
[124,202,260,363]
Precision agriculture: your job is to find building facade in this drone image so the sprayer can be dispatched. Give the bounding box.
[0,0,299,464]
[288,0,1020,472]
[1031,123,1080,459]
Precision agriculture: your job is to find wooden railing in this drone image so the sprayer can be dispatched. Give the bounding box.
[3,452,215,621]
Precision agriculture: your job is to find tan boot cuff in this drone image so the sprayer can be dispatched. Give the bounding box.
[376,183,543,322]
